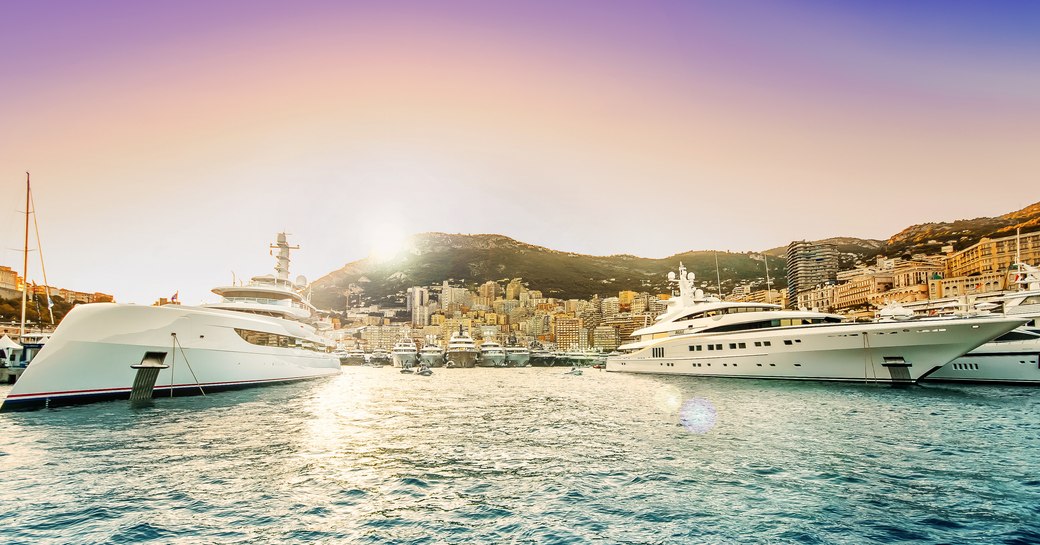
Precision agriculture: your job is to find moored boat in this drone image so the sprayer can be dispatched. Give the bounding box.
[606,263,1025,384]
[391,338,418,368]
[0,233,340,411]
[478,341,506,367]
[444,327,478,368]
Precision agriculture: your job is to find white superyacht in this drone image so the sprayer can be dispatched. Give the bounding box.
[444,327,479,368]
[478,341,507,367]
[605,263,1024,384]
[505,346,531,367]
[1,234,340,411]
[391,338,419,369]
[419,344,445,368]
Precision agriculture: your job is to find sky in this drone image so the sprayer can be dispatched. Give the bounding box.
[2,0,1039,305]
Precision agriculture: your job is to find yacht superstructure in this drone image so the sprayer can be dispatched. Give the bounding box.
[1,234,340,411]
[606,263,1025,384]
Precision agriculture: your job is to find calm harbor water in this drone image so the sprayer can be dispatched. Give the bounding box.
[1,368,1039,544]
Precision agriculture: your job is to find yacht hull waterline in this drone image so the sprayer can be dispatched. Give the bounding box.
[1,304,340,411]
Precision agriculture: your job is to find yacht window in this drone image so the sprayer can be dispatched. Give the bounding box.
[784,340,793,345]
[738,343,746,349]
[764,341,771,347]
[729,343,737,349]
[235,328,318,351]
[754,341,761,347]
[707,345,715,351]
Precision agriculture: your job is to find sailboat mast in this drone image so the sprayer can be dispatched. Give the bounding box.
[714,251,723,298]
[30,188,54,324]
[764,254,772,304]
[20,173,30,338]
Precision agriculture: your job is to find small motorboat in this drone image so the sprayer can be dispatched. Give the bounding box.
[566,367,583,376]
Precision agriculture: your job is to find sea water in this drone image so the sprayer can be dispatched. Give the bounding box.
[1,368,1038,544]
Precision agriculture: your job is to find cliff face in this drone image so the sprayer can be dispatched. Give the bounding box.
[309,201,1040,310]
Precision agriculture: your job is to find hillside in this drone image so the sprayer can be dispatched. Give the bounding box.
[310,234,784,310]
[311,201,1040,311]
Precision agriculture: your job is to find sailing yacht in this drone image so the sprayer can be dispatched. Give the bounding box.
[1,234,340,411]
[391,338,418,368]
[605,263,1025,384]
[444,327,479,368]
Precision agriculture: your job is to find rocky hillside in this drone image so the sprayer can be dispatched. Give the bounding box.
[884,201,1040,256]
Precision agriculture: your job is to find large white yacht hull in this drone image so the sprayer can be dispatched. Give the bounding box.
[505,351,531,367]
[606,317,1023,384]
[478,353,506,367]
[445,350,478,368]
[392,352,418,368]
[419,351,444,367]
[1,303,340,411]
[922,335,1040,384]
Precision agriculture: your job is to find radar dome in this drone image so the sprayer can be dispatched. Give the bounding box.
[667,272,676,281]
[687,272,695,281]
[296,275,308,287]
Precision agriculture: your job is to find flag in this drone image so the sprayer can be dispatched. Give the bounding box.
[171,291,179,303]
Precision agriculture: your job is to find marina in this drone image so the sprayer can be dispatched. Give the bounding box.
[3,1,1040,542]
[1,367,1038,543]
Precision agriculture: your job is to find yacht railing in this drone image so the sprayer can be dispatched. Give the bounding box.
[220,297,309,311]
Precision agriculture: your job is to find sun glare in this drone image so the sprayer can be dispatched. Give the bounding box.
[368,226,409,263]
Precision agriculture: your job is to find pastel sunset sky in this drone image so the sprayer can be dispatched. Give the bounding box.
[2,1,1039,304]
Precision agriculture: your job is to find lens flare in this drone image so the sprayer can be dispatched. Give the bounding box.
[679,397,717,434]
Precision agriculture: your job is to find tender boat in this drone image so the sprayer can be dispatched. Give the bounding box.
[605,263,1025,384]
[1,233,341,411]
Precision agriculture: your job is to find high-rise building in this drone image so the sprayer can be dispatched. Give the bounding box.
[554,316,582,350]
[479,281,500,300]
[786,241,839,308]
[505,278,524,300]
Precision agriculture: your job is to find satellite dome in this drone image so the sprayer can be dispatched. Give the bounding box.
[296,275,308,287]
[667,272,676,281]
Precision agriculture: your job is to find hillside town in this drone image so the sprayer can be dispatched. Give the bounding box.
[329,229,1040,353]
